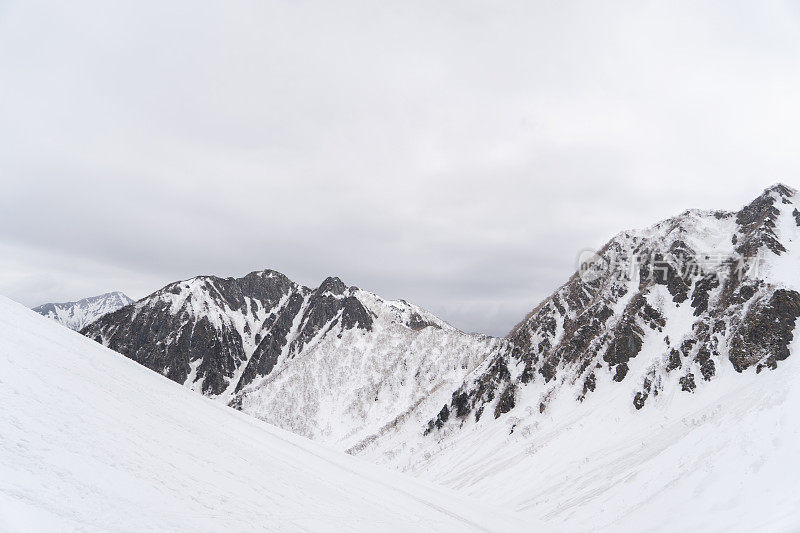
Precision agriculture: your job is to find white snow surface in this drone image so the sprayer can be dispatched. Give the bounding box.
[0,296,528,532]
[32,291,133,331]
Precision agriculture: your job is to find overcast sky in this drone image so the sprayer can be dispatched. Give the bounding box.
[2,1,799,335]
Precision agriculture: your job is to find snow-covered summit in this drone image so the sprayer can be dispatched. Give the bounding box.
[33,291,133,331]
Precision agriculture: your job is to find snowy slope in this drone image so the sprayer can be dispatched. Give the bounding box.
[0,296,527,532]
[381,333,800,532]
[33,291,133,330]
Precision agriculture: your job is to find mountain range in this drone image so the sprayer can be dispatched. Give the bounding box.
[81,271,503,449]
[33,291,133,331]
[34,183,800,530]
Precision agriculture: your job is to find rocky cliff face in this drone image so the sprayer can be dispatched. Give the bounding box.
[33,291,134,331]
[422,184,800,435]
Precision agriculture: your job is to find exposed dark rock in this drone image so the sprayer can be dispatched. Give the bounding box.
[318,276,347,295]
[494,384,517,418]
[236,292,306,391]
[436,404,450,425]
[633,392,647,410]
[648,246,694,303]
[424,404,451,435]
[666,348,682,372]
[452,391,470,418]
[695,347,716,381]
[539,358,557,382]
[288,286,374,355]
[666,272,690,304]
[582,372,596,395]
[83,287,252,396]
[603,304,644,367]
[738,284,758,302]
[735,185,788,256]
[407,312,435,330]
[680,338,697,358]
[691,275,720,316]
[679,373,696,392]
[555,303,615,366]
[642,303,666,331]
[729,289,800,372]
[519,362,536,384]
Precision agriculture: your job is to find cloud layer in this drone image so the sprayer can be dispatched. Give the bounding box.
[2,1,799,335]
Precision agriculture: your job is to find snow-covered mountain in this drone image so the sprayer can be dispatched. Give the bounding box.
[82,272,504,449]
[420,184,800,434]
[0,296,526,531]
[355,183,800,531]
[33,291,133,331]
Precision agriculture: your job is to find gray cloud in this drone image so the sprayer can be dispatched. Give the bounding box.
[2,0,799,335]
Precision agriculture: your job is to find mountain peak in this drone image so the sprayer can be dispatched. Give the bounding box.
[245,269,290,281]
[762,182,796,198]
[318,276,348,295]
[735,183,797,257]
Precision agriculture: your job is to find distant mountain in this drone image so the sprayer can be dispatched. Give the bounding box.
[82,272,502,449]
[33,291,133,331]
